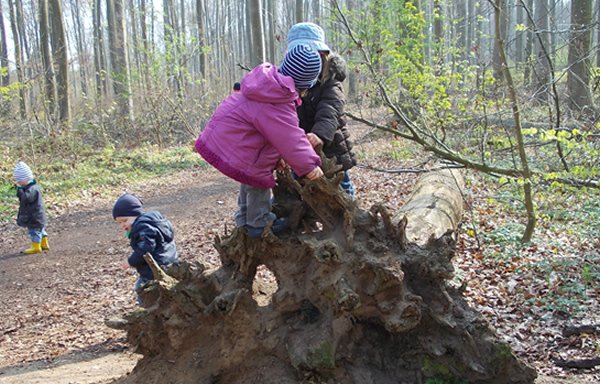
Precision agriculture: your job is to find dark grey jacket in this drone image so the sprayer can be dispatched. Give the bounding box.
[128,211,179,281]
[16,181,48,229]
[297,53,357,171]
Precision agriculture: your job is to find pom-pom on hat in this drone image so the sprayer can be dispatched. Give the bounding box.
[13,161,34,182]
[287,22,330,52]
[112,193,144,219]
[279,44,322,90]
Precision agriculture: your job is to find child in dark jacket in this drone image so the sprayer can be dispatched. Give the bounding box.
[288,22,357,198]
[112,193,179,304]
[13,161,49,254]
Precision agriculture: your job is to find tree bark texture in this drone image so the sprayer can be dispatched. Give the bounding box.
[0,0,9,87]
[39,0,56,120]
[566,0,593,112]
[107,0,133,119]
[49,0,71,124]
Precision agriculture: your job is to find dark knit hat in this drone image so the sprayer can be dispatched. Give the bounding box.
[112,193,144,219]
[279,44,322,90]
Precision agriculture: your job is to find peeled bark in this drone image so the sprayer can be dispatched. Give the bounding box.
[109,156,535,384]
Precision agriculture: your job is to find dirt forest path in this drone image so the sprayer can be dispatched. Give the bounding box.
[0,168,241,383]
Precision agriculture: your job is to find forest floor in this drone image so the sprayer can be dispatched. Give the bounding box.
[0,124,598,383]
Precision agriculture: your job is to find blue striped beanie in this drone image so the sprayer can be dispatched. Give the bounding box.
[279,44,322,90]
[13,161,34,182]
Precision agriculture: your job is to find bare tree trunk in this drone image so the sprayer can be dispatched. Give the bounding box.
[0,1,10,87]
[432,0,444,67]
[533,0,551,102]
[15,0,28,62]
[8,0,26,118]
[196,0,207,79]
[107,0,133,120]
[128,0,142,92]
[494,0,536,242]
[523,0,534,85]
[295,0,303,23]
[39,0,56,120]
[455,0,467,62]
[597,0,600,69]
[492,0,508,81]
[515,0,524,67]
[70,0,88,96]
[243,1,252,66]
[138,0,151,89]
[249,0,265,67]
[566,0,594,112]
[346,0,357,99]
[93,0,108,101]
[266,0,275,61]
[49,0,71,125]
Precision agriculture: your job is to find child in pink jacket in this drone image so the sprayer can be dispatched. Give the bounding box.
[196,44,324,237]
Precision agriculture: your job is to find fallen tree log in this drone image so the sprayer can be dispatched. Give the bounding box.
[108,156,536,384]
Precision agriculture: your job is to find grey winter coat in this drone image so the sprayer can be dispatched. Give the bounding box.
[297,53,357,171]
[16,180,48,229]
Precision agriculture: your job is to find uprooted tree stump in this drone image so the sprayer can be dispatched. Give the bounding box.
[108,157,537,384]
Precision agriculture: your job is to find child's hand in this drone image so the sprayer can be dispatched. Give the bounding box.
[121,262,130,271]
[305,166,323,180]
[276,159,290,171]
[306,133,323,148]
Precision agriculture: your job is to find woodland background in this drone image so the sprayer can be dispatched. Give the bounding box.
[0,0,598,382]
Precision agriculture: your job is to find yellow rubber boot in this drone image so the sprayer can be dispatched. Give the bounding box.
[23,242,42,254]
[41,236,50,251]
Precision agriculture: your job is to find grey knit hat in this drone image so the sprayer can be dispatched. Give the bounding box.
[279,44,322,89]
[13,161,34,182]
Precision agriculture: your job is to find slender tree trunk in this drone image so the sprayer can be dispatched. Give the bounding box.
[107,0,133,119]
[8,0,26,118]
[456,0,467,62]
[433,0,444,69]
[93,0,108,101]
[533,0,551,102]
[70,0,88,96]
[128,0,142,91]
[49,0,71,125]
[493,0,536,243]
[196,0,207,79]
[0,1,10,87]
[296,0,303,23]
[466,0,475,63]
[249,0,265,67]
[139,0,150,88]
[15,0,28,61]
[346,0,357,99]
[39,0,56,120]
[492,0,508,81]
[266,0,275,61]
[596,0,600,69]
[566,0,593,112]
[515,1,524,67]
[523,0,534,85]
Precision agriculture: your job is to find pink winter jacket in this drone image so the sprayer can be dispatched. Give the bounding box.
[195,63,321,189]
